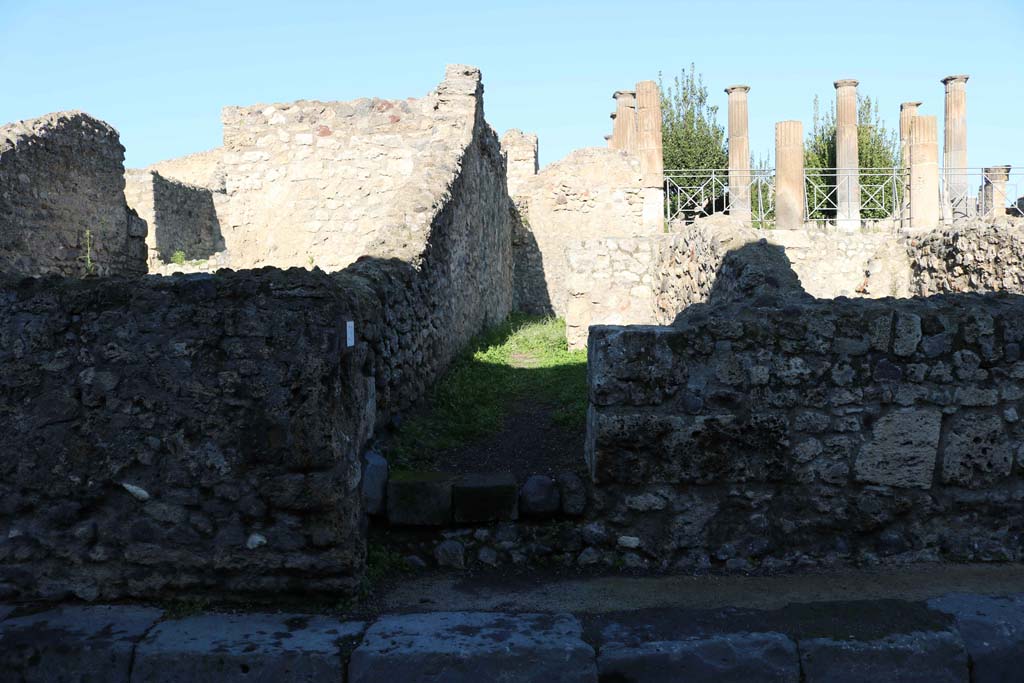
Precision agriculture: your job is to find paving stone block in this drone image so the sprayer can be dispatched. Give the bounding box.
[598,631,799,682]
[0,604,163,682]
[452,472,518,523]
[387,472,453,526]
[131,612,364,682]
[799,630,968,682]
[349,611,596,682]
[928,592,1024,682]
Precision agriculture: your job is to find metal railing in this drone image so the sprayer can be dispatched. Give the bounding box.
[664,168,775,228]
[940,167,1023,224]
[805,167,906,225]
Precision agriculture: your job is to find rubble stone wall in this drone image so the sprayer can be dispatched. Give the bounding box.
[587,290,1024,571]
[123,170,224,267]
[906,221,1024,296]
[0,112,146,277]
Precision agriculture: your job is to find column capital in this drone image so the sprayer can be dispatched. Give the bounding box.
[724,84,750,95]
[612,90,636,100]
[901,101,923,110]
[834,79,859,89]
[941,74,970,86]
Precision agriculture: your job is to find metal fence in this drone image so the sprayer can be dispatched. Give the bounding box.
[804,167,906,225]
[940,167,1023,224]
[664,168,776,228]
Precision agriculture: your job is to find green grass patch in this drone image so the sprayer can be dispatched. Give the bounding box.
[388,314,587,468]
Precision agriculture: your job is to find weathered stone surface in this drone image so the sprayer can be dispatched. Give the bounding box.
[941,413,1012,487]
[0,605,163,681]
[799,631,968,682]
[1,111,147,277]
[452,473,518,523]
[132,613,362,682]
[928,593,1024,683]
[520,475,561,517]
[855,408,942,489]
[433,540,465,569]
[558,471,587,516]
[348,612,596,683]
[387,473,453,526]
[362,450,389,516]
[598,632,799,682]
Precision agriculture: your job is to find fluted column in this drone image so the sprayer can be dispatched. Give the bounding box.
[982,165,1011,219]
[909,115,939,229]
[613,90,637,154]
[775,121,804,230]
[899,102,922,227]
[636,80,664,232]
[834,79,860,230]
[942,75,969,222]
[725,85,751,223]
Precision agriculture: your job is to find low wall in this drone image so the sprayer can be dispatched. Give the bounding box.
[0,112,146,277]
[124,170,225,267]
[907,220,1024,296]
[587,285,1024,570]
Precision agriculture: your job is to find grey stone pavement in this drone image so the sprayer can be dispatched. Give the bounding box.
[3,566,1024,681]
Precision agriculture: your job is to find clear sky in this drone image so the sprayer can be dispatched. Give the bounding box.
[2,0,1021,171]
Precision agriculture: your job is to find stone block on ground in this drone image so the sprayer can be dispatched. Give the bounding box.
[799,630,968,682]
[387,472,453,526]
[0,605,163,682]
[928,592,1024,682]
[131,612,365,682]
[519,474,561,517]
[362,450,389,516]
[452,472,518,523]
[598,632,799,682]
[557,471,587,516]
[348,611,596,682]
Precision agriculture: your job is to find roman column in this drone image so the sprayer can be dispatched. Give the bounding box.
[909,115,940,229]
[636,80,664,232]
[942,75,969,222]
[724,85,751,223]
[899,102,922,226]
[613,90,638,154]
[834,79,860,230]
[775,121,804,230]
[982,165,1011,219]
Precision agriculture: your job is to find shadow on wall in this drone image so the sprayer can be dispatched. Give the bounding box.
[152,173,225,262]
[511,201,554,316]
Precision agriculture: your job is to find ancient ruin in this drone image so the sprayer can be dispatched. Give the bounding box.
[2,57,1024,681]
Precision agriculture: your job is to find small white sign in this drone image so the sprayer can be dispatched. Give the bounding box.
[346,321,355,348]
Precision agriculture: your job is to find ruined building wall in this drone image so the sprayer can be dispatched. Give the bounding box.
[906,221,1024,296]
[0,112,146,277]
[0,66,513,602]
[588,292,1024,571]
[123,170,224,267]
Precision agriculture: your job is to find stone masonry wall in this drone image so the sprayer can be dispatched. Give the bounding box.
[514,148,651,316]
[501,129,538,198]
[587,288,1024,571]
[0,66,513,602]
[0,112,146,277]
[123,170,224,267]
[906,220,1024,297]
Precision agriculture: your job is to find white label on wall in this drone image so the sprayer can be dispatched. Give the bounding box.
[346,321,355,347]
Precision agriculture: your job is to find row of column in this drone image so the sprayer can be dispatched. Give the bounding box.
[726,74,999,230]
[608,81,664,231]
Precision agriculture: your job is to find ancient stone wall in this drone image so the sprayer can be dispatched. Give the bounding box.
[513,148,650,316]
[0,112,146,277]
[501,129,538,198]
[123,170,224,267]
[587,287,1024,571]
[906,220,1024,296]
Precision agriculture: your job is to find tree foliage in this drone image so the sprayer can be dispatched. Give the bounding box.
[660,64,728,171]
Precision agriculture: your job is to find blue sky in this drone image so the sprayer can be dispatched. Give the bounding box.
[2,0,1021,171]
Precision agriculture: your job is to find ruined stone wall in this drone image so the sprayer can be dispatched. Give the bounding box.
[146,149,226,192]
[123,170,224,267]
[501,129,538,198]
[906,220,1024,296]
[514,148,650,316]
[0,112,146,277]
[587,292,1024,571]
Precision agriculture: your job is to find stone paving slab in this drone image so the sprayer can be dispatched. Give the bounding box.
[348,611,597,683]
[0,604,164,682]
[598,632,799,683]
[928,592,1024,683]
[799,630,969,683]
[131,612,365,682]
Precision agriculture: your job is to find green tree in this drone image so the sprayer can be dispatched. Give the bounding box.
[805,94,901,220]
[660,64,728,171]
